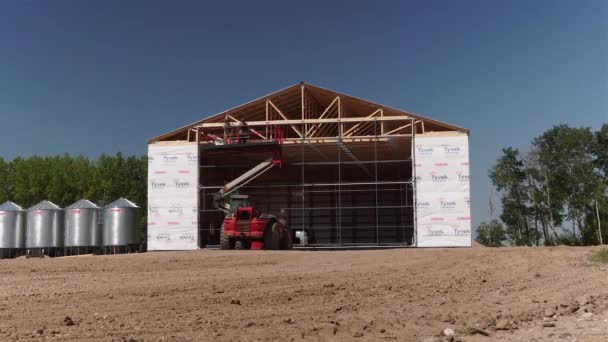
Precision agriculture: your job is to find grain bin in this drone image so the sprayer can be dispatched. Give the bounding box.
[102,198,141,254]
[26,200,64,257]
[64,199,101,255]
[0,201,26,258]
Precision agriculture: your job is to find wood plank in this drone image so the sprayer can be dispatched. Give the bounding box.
[197,115,413,128]
[343,109,382,136]
[268,100,303,138]
[307,96,339,136]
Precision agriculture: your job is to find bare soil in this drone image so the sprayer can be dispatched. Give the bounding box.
[0,246,607,341]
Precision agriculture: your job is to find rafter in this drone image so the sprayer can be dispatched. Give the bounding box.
[319,98,340,138]
[226,115,266,140]
[149,82,468,144]
[384,121,419,135]
[301,85,305,120]
[343,109,382,136]
[306,96,340,137]
[267,100,302,138]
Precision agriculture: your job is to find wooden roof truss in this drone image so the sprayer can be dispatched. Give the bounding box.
[151,82,467,144]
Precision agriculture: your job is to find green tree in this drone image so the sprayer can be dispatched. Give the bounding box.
[476,220,506,247]
[489,148,532,245]
[88,153,121,204]
[12,156,52,207]
[593,124,608,180]
[0,158,10,203]
[522,149,560,245]
[533,125,602,243]
[489,124,607,246]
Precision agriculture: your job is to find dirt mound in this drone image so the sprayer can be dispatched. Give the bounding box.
[0,246,606,341]
[472,241,486,248]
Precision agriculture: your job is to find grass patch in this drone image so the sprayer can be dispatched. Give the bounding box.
[591,249,608,263]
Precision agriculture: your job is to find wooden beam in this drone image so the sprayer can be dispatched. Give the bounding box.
[197,115,413,128]
[381,108,384,135]
[227,114,266,140]
[301,85,305,120]
[191,128,204,142]
[343,109,382,136]
[384,121,417,135]
[301,85,306,136]
[268,100,302,138]
[281,135,412,143]
[265,100,269,137]
[338,97,342,137]
[321,100,340,137]
[196,135,413,146]
[355,121,378,137]
[306,96,339,137]
[315,97,341,138]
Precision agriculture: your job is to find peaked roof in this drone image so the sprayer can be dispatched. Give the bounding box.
[28,200,62,211]
[148,82,468,143]
[65,199,100,210]
[0,201,25,212]
[103,198,139,209]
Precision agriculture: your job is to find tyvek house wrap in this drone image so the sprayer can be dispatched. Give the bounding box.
[147,143,198,250]
[415,135,472,247]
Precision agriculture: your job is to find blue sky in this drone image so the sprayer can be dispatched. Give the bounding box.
[0,0,606,226]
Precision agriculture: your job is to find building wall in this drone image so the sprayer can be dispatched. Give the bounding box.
[147,142,199,250]
[147,134,472,249]
[415,134,472,247]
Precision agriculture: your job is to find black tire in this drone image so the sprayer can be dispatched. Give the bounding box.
[280,226,293,250]
[219,224,235,250]
[263,222,280,250]
[235,240,251,250]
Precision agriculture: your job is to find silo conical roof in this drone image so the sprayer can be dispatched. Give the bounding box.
[0,201,25,211]
[103,198,139,209]
[27,200,62,211]
[65,199,100,210]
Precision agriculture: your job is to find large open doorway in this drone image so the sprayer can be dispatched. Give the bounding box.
[197,124,415,247]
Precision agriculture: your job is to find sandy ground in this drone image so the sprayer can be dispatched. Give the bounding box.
[0,246,607,342]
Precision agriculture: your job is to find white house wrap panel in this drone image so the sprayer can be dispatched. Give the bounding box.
[415,135,472,247]
[147,143,198,250]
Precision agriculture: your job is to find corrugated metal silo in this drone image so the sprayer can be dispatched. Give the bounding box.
[26,200,64,257]
[0,201,26,258]
[102,198,141,253]
[64,199,101,254]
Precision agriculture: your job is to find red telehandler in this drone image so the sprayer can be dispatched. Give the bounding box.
[203,125,292,250]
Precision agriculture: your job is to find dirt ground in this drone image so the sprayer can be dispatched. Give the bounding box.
[0,246,607,342]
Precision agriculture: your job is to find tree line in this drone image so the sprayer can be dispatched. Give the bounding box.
[0,153,147,229]
[477,124,608,246]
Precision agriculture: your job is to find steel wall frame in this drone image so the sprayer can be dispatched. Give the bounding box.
[197,117,417,247]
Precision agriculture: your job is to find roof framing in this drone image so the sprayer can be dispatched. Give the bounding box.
[148,82,468,143]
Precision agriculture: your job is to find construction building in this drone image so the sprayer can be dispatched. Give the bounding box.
[146,82,471,249]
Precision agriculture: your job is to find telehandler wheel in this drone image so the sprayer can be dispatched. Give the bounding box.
[263,222,280,250]
[235,240,251,250]
[280,226,293,250]
[219,224,235,250]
